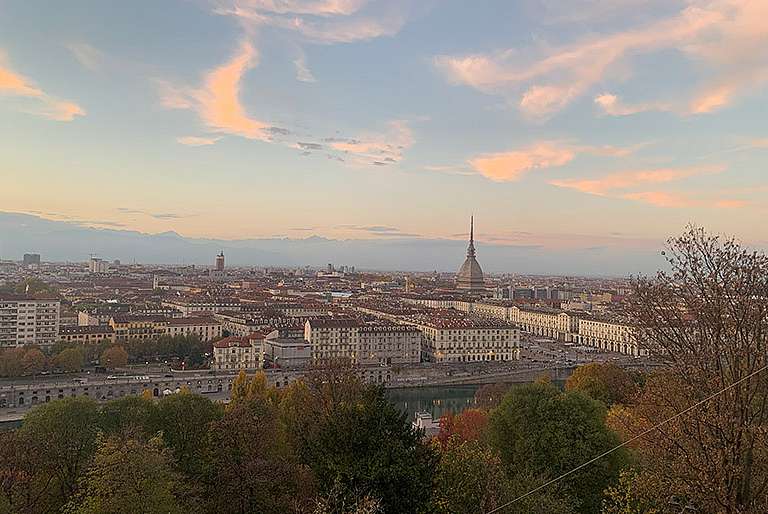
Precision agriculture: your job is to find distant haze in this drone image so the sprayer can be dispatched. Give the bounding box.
[0,212,670,276]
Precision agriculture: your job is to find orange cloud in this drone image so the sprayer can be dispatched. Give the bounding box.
[160,41,269,142]
[465,141,640,182]
[0,52,85,121]
[469,143,575,182]
[550,165,725,195]
[714,199,749,208]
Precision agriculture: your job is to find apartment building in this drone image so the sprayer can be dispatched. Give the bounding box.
[0,294,60,347]
[165,316,222,341]
[59,325,116,345]
[574,317,646,356]
[212,333,264,371]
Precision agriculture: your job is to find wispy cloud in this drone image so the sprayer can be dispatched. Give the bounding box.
[0,51,85,121]
[176,136,221,146]
[337,224,421,237]
[464,141,640,182]
[66,42,104,71]
[548,163,745,208]
[117,208,194,220]
[215,0,406,44]
[434,1,768,118]
[159,40,270,141]
[549,164,725,196]
[328,120,413,166]
[293,54,316,82]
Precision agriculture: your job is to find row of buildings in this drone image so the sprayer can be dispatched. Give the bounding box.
[403,297,643,356]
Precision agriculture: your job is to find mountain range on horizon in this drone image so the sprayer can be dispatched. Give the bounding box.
[1,211,672,276]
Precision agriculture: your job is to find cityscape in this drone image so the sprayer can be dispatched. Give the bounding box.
[2,1,767,513]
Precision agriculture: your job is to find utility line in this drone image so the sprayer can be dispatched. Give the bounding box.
[485,363,768,514]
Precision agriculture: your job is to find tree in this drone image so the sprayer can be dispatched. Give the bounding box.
[14,278,57,295]
[207,397,314,513]
[100,395,156,440]
[488,382,628,513]
[565,363,640,406]
[621,227,768,513]
[283,371,438,513]
[601,469,661,514]
[22,347,47,375]
[100,346,128,369]
[0,430,59,513]
[19,397,101,510]
[55,347,85,373]
[151,391,223,478]
[436,408,488,448]
[433,437,574,514]
[65,436,184,514]
[0,348,25,377]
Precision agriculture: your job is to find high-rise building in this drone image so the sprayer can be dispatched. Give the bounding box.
[22,253,41,266]
[215,251,225,271]
[0,294,60,347]
[455,216,485,291]
[89,257,109,273]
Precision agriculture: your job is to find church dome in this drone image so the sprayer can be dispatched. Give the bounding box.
[456,216,485,291]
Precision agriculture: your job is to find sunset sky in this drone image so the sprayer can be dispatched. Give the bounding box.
[2,0,767,253]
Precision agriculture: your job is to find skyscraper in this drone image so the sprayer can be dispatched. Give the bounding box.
[456,216,485,291]
[215,251,225,271]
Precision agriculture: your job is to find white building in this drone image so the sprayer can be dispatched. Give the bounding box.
[88,257,110,273]
[0,294,60,347]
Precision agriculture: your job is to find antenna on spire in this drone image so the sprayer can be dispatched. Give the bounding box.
[470,215,474,243]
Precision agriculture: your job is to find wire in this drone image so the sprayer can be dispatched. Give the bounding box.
[484,363,768,514]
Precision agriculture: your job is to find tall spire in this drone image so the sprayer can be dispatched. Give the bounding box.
[467,215,476,258]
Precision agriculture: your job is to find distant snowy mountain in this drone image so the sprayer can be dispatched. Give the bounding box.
[0,212,665,275]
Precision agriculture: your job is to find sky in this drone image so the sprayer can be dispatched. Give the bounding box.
[1,0,767,258]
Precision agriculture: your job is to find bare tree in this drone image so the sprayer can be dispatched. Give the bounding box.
[618,226,768,513]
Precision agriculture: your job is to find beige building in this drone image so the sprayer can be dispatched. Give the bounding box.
[165,316,222,341]
[212,333,264,371]
[574,318,646,356]
[109,315,168,343]
[304,318,360,363]
[407,314,519,363]
[510,306,578,341]
[357,325,422,366]
[0,294,60,347]
[59,325,115,345]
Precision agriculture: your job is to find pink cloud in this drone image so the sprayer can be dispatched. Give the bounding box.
[465,141,640,182]
[550,165,725,195]
[436,0,768,117]
[469,143,576,182]
[0,52,85,121]
[160,41,269,141]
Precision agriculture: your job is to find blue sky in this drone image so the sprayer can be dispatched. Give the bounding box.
[1,0,767,256]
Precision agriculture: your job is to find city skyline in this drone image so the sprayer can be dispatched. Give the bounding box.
[2,1,767,255]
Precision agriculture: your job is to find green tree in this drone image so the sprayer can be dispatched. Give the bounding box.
[488,382,629,513]
[55,347,85,373]
[565,363,640,406]
[207,397,314,513]
[19,397,101,509]
[100,395,157,440]
[100,346,128,369]
[286,373,438,514]
[14,278,57,295]
[151,391,223,478]
[433,437,574,514]
[65,436,184,514]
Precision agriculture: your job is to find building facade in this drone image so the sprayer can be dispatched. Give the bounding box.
[0,294,60,347]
